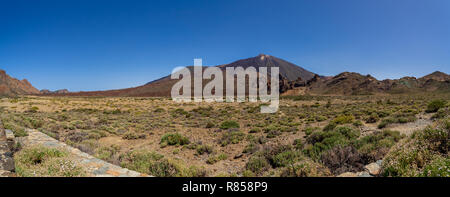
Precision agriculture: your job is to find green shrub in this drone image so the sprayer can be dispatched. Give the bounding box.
[421,157,450,177]
[15,146,86,177]
[243,143,259,154]
[219,131,245,146]
[293,139,304,150]
[426,100,446,113]
[196,145,214,155]
[219,120,240,129]
[160,133,190,146]
[246,156,270,174]
[206,153,228,164]
[205,121,215,128]
[331,115,355,125]
[272,150,300,167]
[304,126,359,160]
[120,150,179,177]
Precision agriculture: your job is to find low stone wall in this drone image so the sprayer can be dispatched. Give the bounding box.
[0,122,16,177]
[17,129,149,177]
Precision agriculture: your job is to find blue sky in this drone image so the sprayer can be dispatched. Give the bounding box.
[1,0,449,91]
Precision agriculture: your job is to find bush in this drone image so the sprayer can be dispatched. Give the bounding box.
[426,100,446,113]
[272,150,300,167]
[15,146,86,177]
[243,143,259,154]
[331,115,355,125]
[120,150,178,177]
[320,146,365,175]
[206,153,228,164]
[246,156,270,174]
[293,139,304,150]
[219,130,245,146]
[160,133,190,146]
[381,122,449,177]
[249,128,261,133]
[365,113,379,123]
[280,161,332,177]
[219,121,240,129]
[304,126,359,160]
[196,145,214,155]
[122,131,146,140]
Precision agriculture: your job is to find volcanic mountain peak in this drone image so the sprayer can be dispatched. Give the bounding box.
[220,54,316,81]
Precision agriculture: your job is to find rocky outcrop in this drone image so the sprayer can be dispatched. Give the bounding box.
[0,69,40,96]
[337,160,383,177]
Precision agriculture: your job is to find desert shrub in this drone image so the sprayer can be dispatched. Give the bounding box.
[66,132,88,143]
[122,131,146,140]
[191,106,214,117]
[205,121,215,128]
[243,143,259,154]
[160,133,190,146]
[365,113,379,123]
[381,122,449,177]
[425,99,446,113]
[3,123,27,137]
[196,145,214,155]
[171,108,190,118]
[320,146,365,175]
[206,153,228,164]
[27,106,39,113]
[148,159,179,177]
[15,146,86,177]
[421,157,450,177]
[280,160,332,177]
[219,120,240,129]
[323,122,337,131]
[272,150,300,167]
[432,108,448,119]
[378,118,395,129]
[293,139,304,150]
[353,120,363,127]
[219,130,245,146]
[119,150,179,177]
[331,115,355,125]
[304,126,359,160]
[245,156,270,174]
[266,130,281,138]
[95,145,120,164]
[303,127,319,136]
[249,128,261,133]
[354,130,402,162]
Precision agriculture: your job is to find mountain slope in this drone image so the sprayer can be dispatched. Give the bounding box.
[0,70,40,96]
[65,54,316,97]
[304,71,450,95]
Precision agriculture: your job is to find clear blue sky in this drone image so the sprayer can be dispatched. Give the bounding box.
[1,0,449,91]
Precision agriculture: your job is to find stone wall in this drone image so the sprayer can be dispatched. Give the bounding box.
[0,121,16,177]
[0,120,148,177]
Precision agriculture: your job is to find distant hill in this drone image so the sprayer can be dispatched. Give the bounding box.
[0,70,40,96]
[303,71,450,95]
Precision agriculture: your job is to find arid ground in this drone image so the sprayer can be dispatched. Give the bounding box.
[1,93,448,177]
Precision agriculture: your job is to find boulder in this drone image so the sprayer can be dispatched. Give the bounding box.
[364,161,382,176]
